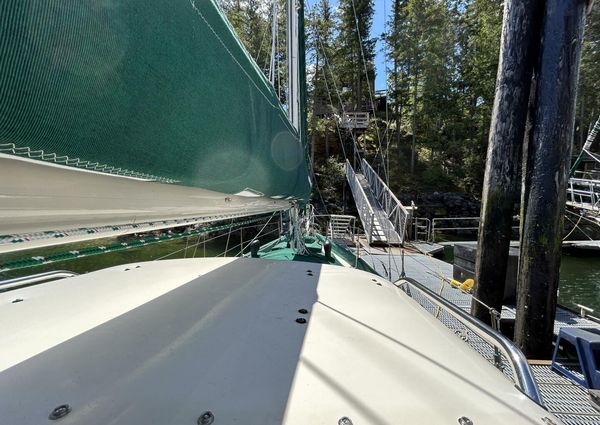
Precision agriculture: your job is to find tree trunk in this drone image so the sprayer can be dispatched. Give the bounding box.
[395,56,402,158]
[472,0,544,324]
[310,52,320,175]
[516,0,589,359]
[410,70,418,175]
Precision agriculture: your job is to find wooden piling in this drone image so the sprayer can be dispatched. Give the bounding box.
[472,0,544,324]
[515,0,589,359]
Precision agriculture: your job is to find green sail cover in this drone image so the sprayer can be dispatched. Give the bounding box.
[0,0,310,199]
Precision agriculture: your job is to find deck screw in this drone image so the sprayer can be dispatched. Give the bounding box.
[197,411,214,424]
[338,417,353,425]
[296,318,307,324]
[48,404,71,420]
[458,417,473,425]
[298,308,308,314]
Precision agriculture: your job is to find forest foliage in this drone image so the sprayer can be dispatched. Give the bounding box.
[221,0,600,203]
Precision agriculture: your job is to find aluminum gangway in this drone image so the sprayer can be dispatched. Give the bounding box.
[345,160,409,245]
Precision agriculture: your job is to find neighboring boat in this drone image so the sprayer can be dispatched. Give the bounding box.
[0,1,561,424]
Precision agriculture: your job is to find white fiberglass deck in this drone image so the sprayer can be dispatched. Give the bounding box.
[360,245,600,425]
[0,258,555,424]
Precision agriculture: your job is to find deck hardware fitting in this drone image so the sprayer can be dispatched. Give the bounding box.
[457,417,473,425]
[338,417,353,425]
[48,404,71,420]
[295,318,307,324]
[298,308,308,314]
[12,298,23,303]
[197,411,214,425]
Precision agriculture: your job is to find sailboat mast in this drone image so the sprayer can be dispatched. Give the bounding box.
[287,0,300,131]
[286,0,307,148]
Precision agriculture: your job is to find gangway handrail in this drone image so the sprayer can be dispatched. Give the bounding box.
[397,276,543,406]
[567,177,600,211]
[361,158,409,215]
[360,158,409,243]
[345,160,377,244]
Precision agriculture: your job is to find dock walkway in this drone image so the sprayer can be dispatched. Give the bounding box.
[359,245,600,425]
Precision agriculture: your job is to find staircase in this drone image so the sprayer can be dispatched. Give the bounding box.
[345,160,409,245]
[326,215,356,241]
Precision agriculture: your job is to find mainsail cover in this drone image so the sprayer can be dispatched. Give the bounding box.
[0,0,311,249]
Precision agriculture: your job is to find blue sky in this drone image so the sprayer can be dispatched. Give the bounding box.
[307,0,389,91]
[372,0,389,91]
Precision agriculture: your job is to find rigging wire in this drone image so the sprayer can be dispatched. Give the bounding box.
[237,211,278,255]
[152,218,279,261]
[349,0,388,181]
[308,153,331,215]
[316,39,361,163]
[256,0,274,72]
[223,218,235,256]
[268,0,279,83]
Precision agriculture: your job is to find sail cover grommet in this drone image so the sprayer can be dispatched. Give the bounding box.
[298,308,308,314]
[48,404,71,420]
[458,417,473,425]
[295,318,307,324]
[197,411,214,425]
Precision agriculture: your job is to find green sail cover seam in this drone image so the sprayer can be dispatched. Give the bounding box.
[0,143,178,183]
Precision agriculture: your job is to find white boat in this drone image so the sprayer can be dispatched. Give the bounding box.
[0,0,561,423]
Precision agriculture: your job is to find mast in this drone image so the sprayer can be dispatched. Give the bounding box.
[287,0,300,131]
[287,0,307,148]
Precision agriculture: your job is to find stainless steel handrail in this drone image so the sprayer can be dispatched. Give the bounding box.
[0,270,79,292]
[346,160,377,244]
[396,276,543,406]
[361,158,409,243]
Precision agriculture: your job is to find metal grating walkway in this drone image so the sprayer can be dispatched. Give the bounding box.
[359,246,600,425]
[345,161,402,245]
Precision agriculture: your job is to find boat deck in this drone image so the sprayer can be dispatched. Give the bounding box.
[359,245,600,425]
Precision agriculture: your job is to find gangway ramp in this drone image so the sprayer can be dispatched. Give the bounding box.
[345,160,409,245]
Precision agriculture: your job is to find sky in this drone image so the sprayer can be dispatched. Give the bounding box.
[372,0,389,91]
[307,0,390,91]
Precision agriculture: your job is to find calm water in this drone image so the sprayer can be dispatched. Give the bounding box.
[441,246,600,313]
[559,255,600,313]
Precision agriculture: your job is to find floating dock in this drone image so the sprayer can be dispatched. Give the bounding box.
[359,244,600,425]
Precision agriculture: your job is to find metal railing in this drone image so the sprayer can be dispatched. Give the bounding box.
[429,216,520,242]
[0,270,79,292]
[361,158,409,244]
[326,215,357,241]
[413,217,431,242]
[311,214,362,267]
[567,177,600,212]
[397,276,543,405]
[345,160,377,244]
